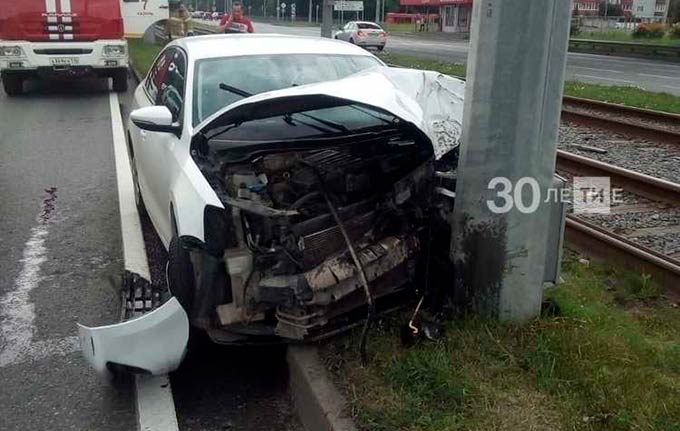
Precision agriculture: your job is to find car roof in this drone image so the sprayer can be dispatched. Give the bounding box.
[171,34,377,61]
[354,21,381,26]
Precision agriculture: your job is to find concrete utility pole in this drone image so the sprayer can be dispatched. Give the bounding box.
[320,0,333,37]
[450,0,571,321]
[309,0,313,22]
[375,0,381,22]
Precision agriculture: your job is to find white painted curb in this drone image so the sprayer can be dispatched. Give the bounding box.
[109,92,180,431]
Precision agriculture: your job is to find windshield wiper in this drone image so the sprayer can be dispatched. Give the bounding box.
[217,82,349,134]
[294,113,349,133]
[219,83,252,98]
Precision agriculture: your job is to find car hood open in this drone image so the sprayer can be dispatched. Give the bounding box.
[194,67,466,160]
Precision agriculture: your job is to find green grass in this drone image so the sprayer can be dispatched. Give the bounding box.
[378,51,680,114]
[378,52,467,78]
[575,30,680,46]
[127,38,163,76]
[564,81,680,113]
[320,258,680,431]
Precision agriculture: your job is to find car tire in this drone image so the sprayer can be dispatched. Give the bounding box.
[349,38,355,44]
[167,236,195,314]
[112,69,128,93]
[2,74,23,96]
[377,46,384,52]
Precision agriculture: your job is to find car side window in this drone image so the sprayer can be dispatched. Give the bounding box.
[145,50,171,104]
[158,49,187,124]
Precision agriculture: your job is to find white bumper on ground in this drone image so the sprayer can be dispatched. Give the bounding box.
[77,298,189,376]
[0,39,128,72]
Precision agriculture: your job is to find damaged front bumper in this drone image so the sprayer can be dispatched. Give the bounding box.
[77,297,189,376]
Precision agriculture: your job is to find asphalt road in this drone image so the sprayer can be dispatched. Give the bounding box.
[250,21,680,96]
[0,74,302,430]
[0,78,135,430]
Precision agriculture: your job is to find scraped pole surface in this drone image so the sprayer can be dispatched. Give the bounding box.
[450,0,571,321]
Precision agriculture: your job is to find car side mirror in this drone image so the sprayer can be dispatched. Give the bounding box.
[130,106,181,134]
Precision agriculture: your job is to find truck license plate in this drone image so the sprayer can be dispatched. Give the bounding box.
[50,57,79,66]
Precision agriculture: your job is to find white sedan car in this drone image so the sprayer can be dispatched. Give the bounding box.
[82,34,466,375]
[334,21,387,51]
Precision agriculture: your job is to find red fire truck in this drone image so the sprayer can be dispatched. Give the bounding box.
[0,0,168,96]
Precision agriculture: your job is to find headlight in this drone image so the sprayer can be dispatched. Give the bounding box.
[0,46,24,57]
[103,45,126,57]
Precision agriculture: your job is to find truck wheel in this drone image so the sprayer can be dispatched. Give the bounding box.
[2,75,23,96]
[167,236,195,314]
[112,69,128,93]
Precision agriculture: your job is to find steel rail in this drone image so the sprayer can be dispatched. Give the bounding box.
[556,150,680,206]
[565,216,680,294]
[556,150,680,292]
[561,96,680,146]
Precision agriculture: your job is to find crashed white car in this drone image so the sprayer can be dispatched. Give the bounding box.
[81,34,465,375]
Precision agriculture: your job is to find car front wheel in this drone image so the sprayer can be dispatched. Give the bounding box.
[167,236,196,314]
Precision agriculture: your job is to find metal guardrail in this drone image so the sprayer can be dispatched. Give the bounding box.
[569,38,680,62]
[152,19,217,44]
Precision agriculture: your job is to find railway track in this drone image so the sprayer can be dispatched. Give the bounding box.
[561,95,680,146]
[555,99,680,292]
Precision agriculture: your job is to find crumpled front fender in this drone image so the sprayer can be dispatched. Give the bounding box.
[77,298,189,376]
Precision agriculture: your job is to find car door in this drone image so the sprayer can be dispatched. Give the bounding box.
[133,47,188,247]
[338,22,352,41]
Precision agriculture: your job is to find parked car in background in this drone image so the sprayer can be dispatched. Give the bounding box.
[334,21,387,51]
[0,0,129,95]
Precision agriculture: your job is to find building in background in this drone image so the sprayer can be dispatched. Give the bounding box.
[572,0,668,19]
[397,0,471,33]
[396,0,668,33]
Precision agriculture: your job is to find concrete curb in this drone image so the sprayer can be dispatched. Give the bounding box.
[287,346,358,431]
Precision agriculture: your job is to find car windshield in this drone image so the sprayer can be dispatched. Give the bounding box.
[193,54,382,126]
[209,103,399,145]
[357,23,381,30]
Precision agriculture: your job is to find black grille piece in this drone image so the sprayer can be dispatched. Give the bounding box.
[34,49,93,55]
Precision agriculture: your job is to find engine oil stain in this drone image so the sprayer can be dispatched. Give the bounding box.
[40,187,58,224]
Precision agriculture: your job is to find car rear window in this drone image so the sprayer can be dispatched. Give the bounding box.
[357,23,381,30]
[193,54,382,126]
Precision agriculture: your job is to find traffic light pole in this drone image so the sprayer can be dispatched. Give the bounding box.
[449,0,571,321]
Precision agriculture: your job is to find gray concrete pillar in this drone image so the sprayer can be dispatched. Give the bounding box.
[450,0,572,321]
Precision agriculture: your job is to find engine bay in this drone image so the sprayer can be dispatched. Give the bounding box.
[191,128,444,341]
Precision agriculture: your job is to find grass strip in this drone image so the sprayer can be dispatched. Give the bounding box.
[321,257,680,431]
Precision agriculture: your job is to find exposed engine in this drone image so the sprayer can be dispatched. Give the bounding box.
[194,129,437,341]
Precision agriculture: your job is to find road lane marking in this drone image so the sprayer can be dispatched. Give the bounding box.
[0,189,79,368]
[574,74,636,85]
[108,92,180,431]
[639,73,680,81]
[572,66,624,74]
